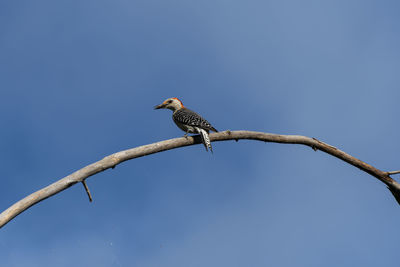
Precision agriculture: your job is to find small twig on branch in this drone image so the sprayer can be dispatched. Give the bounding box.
[0,130,399,229]
[387,170,400,175]
[82,180,93,202]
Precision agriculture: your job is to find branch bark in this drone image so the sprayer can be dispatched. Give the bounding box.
[1,130,399,228]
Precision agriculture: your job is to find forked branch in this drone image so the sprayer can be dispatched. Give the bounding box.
[0,130,399,228]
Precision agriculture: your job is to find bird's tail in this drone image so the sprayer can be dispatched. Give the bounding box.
[196,128,213,153]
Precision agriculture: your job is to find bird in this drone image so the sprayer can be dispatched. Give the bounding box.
[154,97,218,152]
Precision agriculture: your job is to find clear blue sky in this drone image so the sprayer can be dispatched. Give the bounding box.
[1,0,400,266]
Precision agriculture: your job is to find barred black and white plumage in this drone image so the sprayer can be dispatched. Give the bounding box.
[197,127,213,152]
[154,97,218,153]
[173,108,218,133]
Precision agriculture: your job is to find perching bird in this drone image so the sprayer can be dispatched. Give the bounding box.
[154,97,218,152]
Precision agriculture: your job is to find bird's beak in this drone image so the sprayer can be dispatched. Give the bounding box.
[154,103,165,110]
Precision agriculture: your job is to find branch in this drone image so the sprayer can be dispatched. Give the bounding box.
[81,180,93,202]
[1,130,399,228]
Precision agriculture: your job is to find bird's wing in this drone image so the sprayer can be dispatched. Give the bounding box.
[173,108,217,132]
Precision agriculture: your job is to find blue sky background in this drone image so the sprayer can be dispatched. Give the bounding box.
[1,0,400,266]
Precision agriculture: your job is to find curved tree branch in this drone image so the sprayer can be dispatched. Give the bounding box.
[1,130,399,228]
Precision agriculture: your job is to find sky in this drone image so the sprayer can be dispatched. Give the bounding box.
[1,0,400,266]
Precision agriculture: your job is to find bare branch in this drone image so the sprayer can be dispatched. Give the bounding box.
[0,130,399,228]
[82,180,93,202]
[387,170,400,175]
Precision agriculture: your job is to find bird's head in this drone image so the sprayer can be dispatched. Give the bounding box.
[154,97,184,111]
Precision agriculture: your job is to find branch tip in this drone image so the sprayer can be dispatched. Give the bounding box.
[387,186,400,205]
[82,180,93,202]
[387,170,400,175]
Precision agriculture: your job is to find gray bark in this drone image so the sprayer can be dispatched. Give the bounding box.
[1,130,399,228]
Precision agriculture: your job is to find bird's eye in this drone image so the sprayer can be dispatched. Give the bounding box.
[168,100,172,103]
